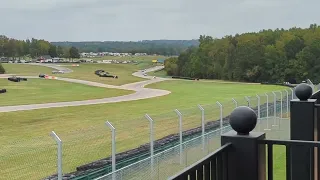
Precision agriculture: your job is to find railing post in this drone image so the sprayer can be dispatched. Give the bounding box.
[245,96,250,107]
[174,109,183,165]
[232,98,238,108]
[216,101,223,134]
[264,93,271,131]
[197,105,205,151]
[271,91,278,127]
[50,131,63,180]
[285,89,289,118]
[145,114,154,173]
[290,83,316,180]
[105,121,116,180]
[221,106,266,180]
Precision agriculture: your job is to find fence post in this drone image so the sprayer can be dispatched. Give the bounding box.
[271,91,278,127]
[245,96,250,107]
[145,114,154,173]
[50,131,62,180]
[216,101,223,134]
[290,83,316,180]
[256,94,261,131]
[232,98,238,108]
[221,106,266,180]
[264,93,271,131]
[197,105,205,151]
[290,88,294,100]
[174,109,183,165]
[105,121,116,180]
[279,90,283,119]
[285,89,289,118]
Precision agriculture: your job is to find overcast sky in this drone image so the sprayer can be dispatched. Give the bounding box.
[0,0,319,42]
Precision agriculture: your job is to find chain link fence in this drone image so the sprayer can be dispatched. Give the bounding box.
[1,89,294,180]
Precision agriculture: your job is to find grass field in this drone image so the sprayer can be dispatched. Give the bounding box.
[58,63,149,85]
[0,78,132,106]
[0,79,288,179]
[148,69,169,78]
[2,63,154,85]
[2,63,53,75]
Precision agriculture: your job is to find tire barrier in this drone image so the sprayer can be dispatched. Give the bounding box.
[94,70,118,79]
[0,89,6,94]
[8,77,20,82]
[7,76,27,82]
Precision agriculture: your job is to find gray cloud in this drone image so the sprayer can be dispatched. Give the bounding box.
[0,0,319,41]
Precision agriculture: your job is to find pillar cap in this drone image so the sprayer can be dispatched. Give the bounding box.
[229,106,257,135]
[295,83,312,101]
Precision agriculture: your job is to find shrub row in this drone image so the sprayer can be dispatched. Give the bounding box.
[172,76,199,80]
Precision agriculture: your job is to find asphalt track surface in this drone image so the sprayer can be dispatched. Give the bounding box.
[0,64,171,113]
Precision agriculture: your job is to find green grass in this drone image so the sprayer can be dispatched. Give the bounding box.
[3,63,154,86]
[0,80,288,179]
[2,63,53,75]
[0,78,132,106]
[57,63,148,85]
[148,69,169,78]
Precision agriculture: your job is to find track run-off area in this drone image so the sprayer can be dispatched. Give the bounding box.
[0,64,171,112]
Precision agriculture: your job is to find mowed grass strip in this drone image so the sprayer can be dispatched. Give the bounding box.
[58,63,148,85]
[0,80,288,179]
[0,78,132,106]
[2,63,53,75]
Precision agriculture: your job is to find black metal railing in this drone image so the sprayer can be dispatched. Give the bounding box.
[168,143,232,180]
[259,139,320,180]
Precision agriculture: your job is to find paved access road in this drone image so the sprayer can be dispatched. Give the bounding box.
[0,64,171,113]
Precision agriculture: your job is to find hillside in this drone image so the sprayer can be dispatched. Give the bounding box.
[51,40,199,55]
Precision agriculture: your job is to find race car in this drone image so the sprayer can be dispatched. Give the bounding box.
[39,74,47,78]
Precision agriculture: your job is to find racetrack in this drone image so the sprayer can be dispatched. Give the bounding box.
[0,64,171,112]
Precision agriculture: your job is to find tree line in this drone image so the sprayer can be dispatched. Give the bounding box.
[164,24,320,83]
[52,40,199,56]
[0,35,80,60]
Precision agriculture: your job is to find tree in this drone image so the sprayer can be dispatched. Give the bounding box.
[56,46,64,57]
[48,45,57,57]
[165,23,320,83]
[0,63,5,74]
[69,46,80,59]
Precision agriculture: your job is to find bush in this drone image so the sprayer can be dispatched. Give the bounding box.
[0,63,5,74]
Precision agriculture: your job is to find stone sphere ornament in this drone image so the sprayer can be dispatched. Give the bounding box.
[229,106,257,135]
[295,83,312,101]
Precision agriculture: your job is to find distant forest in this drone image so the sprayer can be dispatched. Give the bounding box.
[51,40,199,55]
[164,24,320,83]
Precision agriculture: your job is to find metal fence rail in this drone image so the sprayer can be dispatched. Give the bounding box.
[0,89,294,180]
